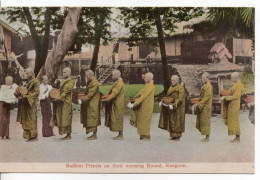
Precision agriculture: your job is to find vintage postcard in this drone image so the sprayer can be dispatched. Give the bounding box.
[0,3,255,174]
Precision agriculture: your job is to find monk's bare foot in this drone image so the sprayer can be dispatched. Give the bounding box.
[88,134,97,140]
[140,138,151,141]
[230,138,240,143]
[62,134,71,140]
[112,135,124,140]
[174,138,180,142]
[200,138,209,142]
[169,137,175,140]
[5,136,10,140]
[27,138,38,142]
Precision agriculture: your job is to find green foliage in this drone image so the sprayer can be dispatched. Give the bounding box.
[0,7,62,36]
[0,7,113,54]
[240,70,254,94]
[118,7,204,48]
[222,71,254,95]
[72,7,114,53]
[208,7,254,39]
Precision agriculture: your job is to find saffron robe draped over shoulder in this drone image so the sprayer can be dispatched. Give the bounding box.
[53,78,76,135]
[130,81,155,137]
[196,80,213,136]
[104,78,124,132]
[17,75,40,139]
[80,78,101,133]
[221,80,244,135]
[158,83,186,138]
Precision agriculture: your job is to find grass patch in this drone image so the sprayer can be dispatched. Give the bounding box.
[100,84,164,113]
[73,84,164,113]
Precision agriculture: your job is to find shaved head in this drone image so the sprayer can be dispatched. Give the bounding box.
[145,72,153,80]
[171,75,179,82]
[25,67,34,79]
[63,67,71,75]
[231,72,240,83]
[171,75,179,86]
[85,70,95,81]
[144,72,153,84]
[112,70,121,77]
[86,70,94,77]
[25,67,34,74]
[5,76,13,86]
[63,67,71,78]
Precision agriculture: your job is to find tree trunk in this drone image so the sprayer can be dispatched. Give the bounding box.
[154,8,170,93]
[23,7,51,76]
[37,7,82,83]
[34,8,51,76]
[90,14,105,72]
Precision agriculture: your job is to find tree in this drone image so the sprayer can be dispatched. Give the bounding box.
[80,8,113,72]
[208,7,254,41]
[37,7,82,83]
[0,7,65,76]
[0,7,113,76]
[118,7,203,92]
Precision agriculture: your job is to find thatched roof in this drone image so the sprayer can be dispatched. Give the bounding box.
[208,42,232,60]
[206,59,243,72]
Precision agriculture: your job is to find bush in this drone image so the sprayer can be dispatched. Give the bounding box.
[240,70,254,94]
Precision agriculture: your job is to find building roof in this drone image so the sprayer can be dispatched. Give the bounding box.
[206,59,243,73]
[0,20,18,34]
[208,42,232,60]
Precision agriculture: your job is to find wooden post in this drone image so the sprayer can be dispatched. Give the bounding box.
[130,54,134,64]
[78,58,81,76]
[233,39,236,64]
[112,54,115,64]
[217,76,224,97]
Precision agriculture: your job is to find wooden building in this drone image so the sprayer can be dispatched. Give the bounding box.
[0,20,19,84]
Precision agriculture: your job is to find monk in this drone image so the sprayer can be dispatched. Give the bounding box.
[101,70,124,140]
[158,75,185,141]
[39,75,54,137]
[128,72,155,141]
[0,76,18,139]
[17,68,40,142]
[52,67,76,140]
[78,70,101,140]
[220,72,244,143]
[194,72,213,142]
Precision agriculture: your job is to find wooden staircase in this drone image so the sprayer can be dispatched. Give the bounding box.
[97,64,120,84]
[95,38,121,84]
[95,53,120,84]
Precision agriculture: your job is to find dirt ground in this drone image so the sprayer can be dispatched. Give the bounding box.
[0,109,254,163]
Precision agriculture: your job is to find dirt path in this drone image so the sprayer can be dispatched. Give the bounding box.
[0,110,254,163]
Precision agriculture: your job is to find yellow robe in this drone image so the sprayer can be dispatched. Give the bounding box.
[17,75,40,139]
[130,81,155,137]
[80,78,101,133]
[222,79,244,135]
[158,83,185,138]
[104,78,124,132]
[196,80,213,135]
[53,78,76,135]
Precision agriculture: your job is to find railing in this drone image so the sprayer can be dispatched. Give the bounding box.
[95,53,116,71]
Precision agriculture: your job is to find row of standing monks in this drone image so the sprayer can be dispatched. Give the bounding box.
[1,67,244,143]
